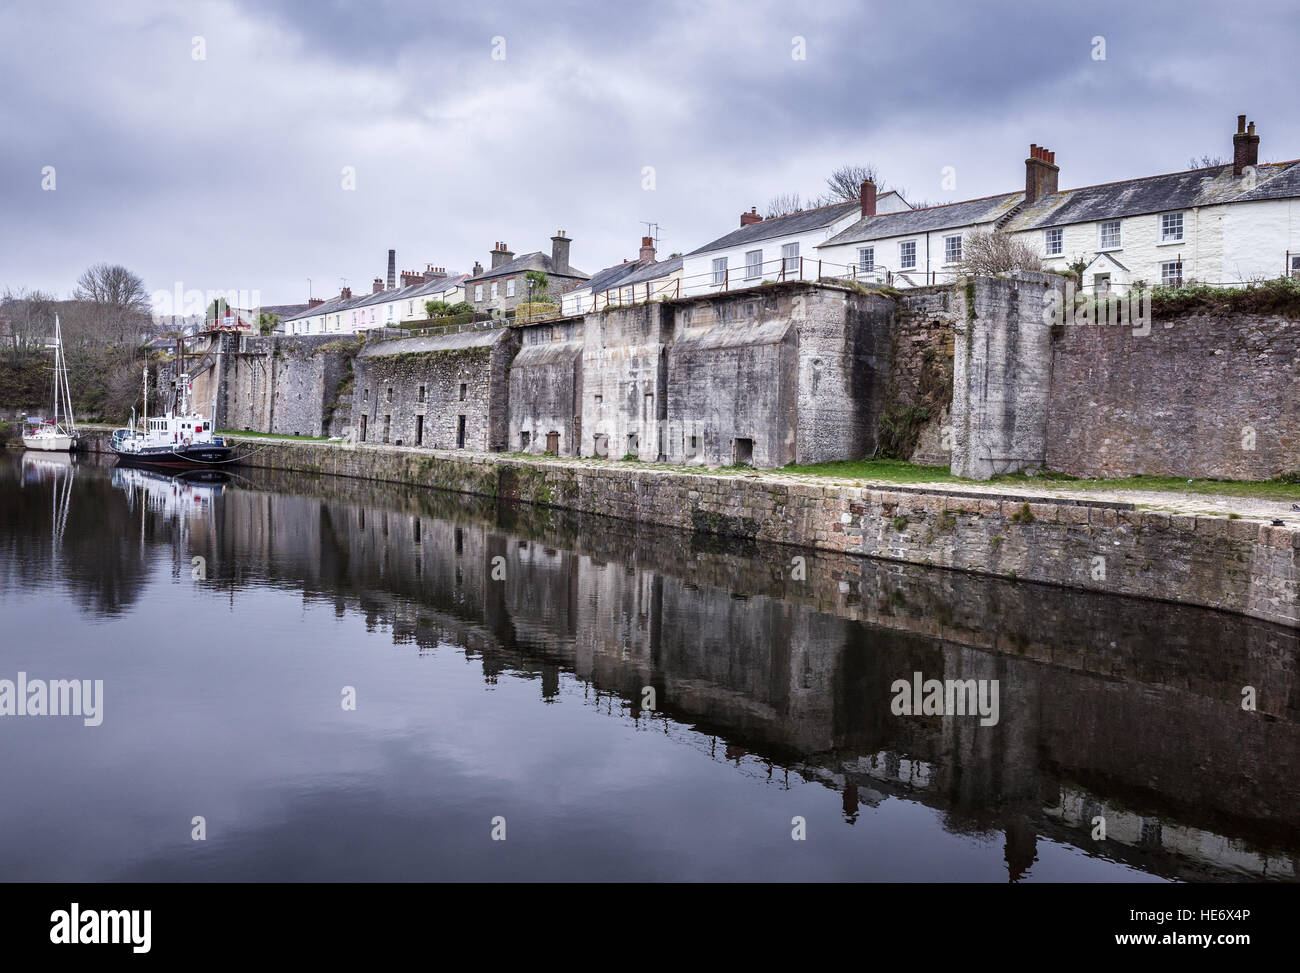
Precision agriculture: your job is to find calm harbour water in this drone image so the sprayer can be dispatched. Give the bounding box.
[1,451,1297,882]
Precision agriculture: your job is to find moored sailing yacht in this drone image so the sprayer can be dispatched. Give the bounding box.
[21,314,78,452]
[110,346,234,469]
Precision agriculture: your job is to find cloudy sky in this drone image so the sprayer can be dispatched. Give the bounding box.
[3,0,1298,308]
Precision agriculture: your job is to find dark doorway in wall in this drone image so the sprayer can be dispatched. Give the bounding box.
[459,383,467,401]
[456,415,467,448]
[383,415,391,443]
[592,433,608,457]
[359,415,367,442]
[545,431,560,454]
[415,414,424,446]
[626,433,638,457]
[734,437,754,465]
[521,431,531,449]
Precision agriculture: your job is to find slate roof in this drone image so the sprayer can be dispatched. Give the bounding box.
[618,255,683,288]
[467,251,588,283]
[579,259,652,294]
[821,193,1023,247]
[259,303,311,319]
[283,275,468,322]
[1003,160,1300,232]
[687,201,860,255]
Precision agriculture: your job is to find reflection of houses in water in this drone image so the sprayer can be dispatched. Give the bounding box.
[173,474,1300,881]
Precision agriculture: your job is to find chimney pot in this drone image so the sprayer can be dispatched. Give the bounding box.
[1024,143,1060,205]
[739,206,763,227]
[551,231,572,276]
[859,178,877,219]
[639,235,656,262]
[1232,113,1260,176]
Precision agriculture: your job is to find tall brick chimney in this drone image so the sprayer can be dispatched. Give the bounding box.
[490,242,513,269]
[1024,144,1059,205]
[1233,114,1260,176]
[307,298,324,309]
[551,230,571,276]
[860,179,877,219]
[740,207,762,227]
[386,249,396,290]
[340,287,352,300]
[372,277,384,294]
[639,236,656,262]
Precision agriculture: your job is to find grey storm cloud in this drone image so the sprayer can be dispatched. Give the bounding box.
[2,0,1298,306]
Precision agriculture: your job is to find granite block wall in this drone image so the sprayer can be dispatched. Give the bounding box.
[1045,312,1300,478]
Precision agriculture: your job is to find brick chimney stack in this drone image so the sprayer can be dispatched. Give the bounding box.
[551,230,571,276]
[860,179,877,219]
[472,261,483,276]
[307,298,324,309]
[490,242,513,269]
[386,249,396,290]
[740,207,762,227]
[372,277,384,294]
[1024,143,1059,206]
[340,287,352,300]
[639,236,656,262]
[1233,114,1260,176]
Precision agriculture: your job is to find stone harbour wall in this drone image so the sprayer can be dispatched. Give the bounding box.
[1045,311,1300,479]
[216,438,1300,629]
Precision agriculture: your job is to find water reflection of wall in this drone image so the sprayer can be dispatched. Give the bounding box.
[62,460,1300,880]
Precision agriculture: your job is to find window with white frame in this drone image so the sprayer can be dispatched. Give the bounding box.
[745,249,763,279]
[386,304,393,320]
[899,240,917,270]
[858,247,874,273]
[1292,255,1300,279]
[407,301,413,317]
[944,234,962,264]
[782,242,800,275]
[1099,220,1122,249]
[474,284,484,301]
[1044,228,1063,256]
[506,278,515,298]
[490,281,498,299]
[1160,212,1184,243]
[1160,260,1183,287]
[712,257,728,285]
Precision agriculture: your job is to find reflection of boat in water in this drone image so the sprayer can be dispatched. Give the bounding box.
[111,465,231,519]
[20,448,76,546]
[22,314,78,452]
[20,450,74,478]
[110,349,233,470]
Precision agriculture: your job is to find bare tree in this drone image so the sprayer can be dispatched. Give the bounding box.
[73,263,153,344]
[1188,155,1227,169]
[765,192,805,218]
[823,164,884,202]
[956,230,1043,276]
[75,263,150,312]
[0,289,57,364]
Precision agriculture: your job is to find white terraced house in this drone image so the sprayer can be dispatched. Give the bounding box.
[283,268,467,335]
[561,235,684,314]
[818,114,1300,294]
[680,187,912,297]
